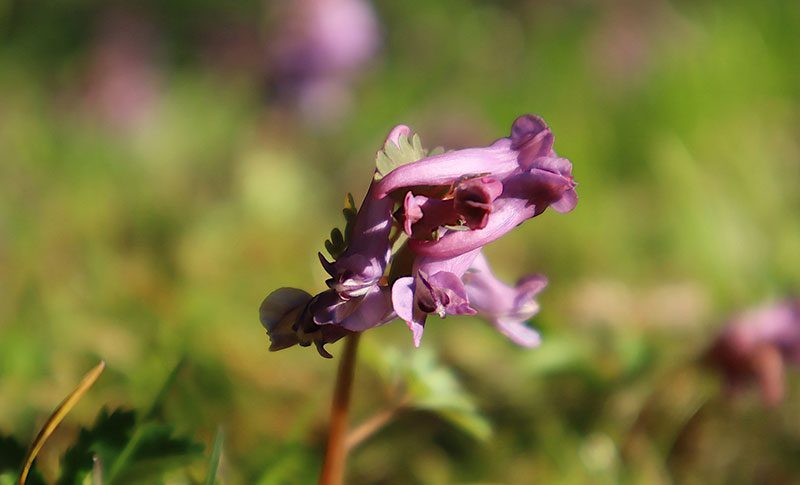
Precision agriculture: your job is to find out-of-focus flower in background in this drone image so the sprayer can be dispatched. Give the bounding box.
[82,7,162,133]
[268,0,380,125]
[706,299,800,406]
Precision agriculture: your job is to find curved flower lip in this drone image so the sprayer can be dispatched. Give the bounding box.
[260,287,314,351]
[391,249,482,346]
[391,271,476,347]
[493,319,542,347]
[503,167,578,213]
[409,197,536,258]
[510,114,549,149]
[324,253,384,298]
[402,192,456,238]
[373,138,518,199]
[410,166,577,259]
[463,253,547,347]
[453,176,503,230]
[373,114,558,201]
[423,271,476,317]
[392,276,424,345]
[401,176,503,238]
[260,287,355,358]
[403,192,425,235]
[511,114,555,167]
[312,285,395,332]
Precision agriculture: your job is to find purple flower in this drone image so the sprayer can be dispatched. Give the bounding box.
[407,159,576,259]
[707,299,800,406]
[378,115,577,259]
[374,115,555,198]
[319,181,394,299]
[260,288,354,358]
[390,250,547,347]
[260,127,406,357]
[462,253,547,347]
[261,284,395,358]
[400,176,503,238]
[392,249,482,346]
[261,114,576,356]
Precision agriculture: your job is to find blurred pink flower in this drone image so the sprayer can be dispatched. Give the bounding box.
[82,7,161,132]
[707,299,800,406]
[269,0,380,123]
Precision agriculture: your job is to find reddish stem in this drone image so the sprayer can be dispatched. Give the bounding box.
[319,333,361,485]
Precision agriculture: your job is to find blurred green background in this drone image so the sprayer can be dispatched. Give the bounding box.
[2,0,800,483]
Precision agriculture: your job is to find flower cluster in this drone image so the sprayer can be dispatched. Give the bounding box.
[706,299,800,406]
[260,115,577,357]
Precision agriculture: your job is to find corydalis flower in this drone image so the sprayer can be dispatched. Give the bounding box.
[260,114,577,356]
[391,249,548,347]
[319,181,394,299]
[378,115,577,259]
[383,116,576,344]
[260,129,401,357]
[463,253,547,347]
[401,177,503,239]
[392,249,482,346]
[706,299,800,406]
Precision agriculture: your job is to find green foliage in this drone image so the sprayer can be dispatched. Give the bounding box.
[205,427,224,485]
[57,408,203,485]
[404,350,492,441]
[364,345,491,442]
[374,132,427,180]
[0,434,44,485]
[324,193,357,260]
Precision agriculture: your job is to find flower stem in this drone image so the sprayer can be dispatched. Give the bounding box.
[319,333,361,485]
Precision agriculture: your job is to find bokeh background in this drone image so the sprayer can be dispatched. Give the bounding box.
[2,0,800,483]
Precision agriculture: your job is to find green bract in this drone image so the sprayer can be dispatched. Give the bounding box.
[374,132,427,181]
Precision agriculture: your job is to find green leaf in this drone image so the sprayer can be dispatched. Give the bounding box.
[107,422,203,483]
[324,240,338,260]
[330,228,344,250]
[323,192,359,260]
[205,427,224,485]
[374,131,429,180]
[57,408,136,485]
[0,434,45,485]
[360,344,492,442]
[403,350,492,441]
[146,357,186,421]
[57,408,203,485]
[343,192,356,213]
[256,444,317,485]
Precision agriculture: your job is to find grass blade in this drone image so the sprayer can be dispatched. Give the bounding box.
[205,427,224,485]
[19,361,106,485]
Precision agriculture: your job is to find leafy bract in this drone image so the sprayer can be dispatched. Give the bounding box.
[374,132,428,180]
[324,193,357,260]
